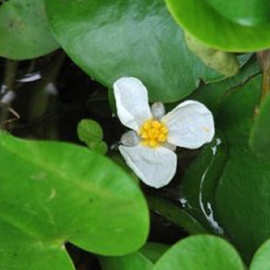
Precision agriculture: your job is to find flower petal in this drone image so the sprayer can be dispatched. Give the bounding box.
[113,77,152,131]
[119,144,177,188]
[162,100,215,149]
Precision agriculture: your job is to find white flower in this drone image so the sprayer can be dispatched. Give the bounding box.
[114,77,215,189]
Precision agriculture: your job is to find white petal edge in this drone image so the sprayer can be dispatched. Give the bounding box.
[113,77,152,131]
[162,100,215,149]
[119,144,177,189]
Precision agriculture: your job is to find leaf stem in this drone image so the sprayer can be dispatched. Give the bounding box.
[0,59,18,126]
[256,50,270,104]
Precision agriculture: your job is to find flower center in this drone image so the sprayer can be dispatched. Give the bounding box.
[139,119,168,148]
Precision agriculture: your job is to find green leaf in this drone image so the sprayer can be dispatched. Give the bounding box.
[250,94,270,160]
[165,0,270,51]
[205,0,270,26]
[154,235,245,270]
[77,119,108,154]
[77,119,103,142]
[0,132,149,269]
[46,0,226,103]
[214,75,270,261]
[250,239,270,270]
[0,0,59,60]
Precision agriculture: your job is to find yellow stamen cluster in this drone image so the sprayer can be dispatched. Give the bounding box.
[139,119,168,148]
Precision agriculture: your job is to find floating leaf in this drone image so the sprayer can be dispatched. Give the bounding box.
[46,0,226,103]
[0,132,149,269]
[165,0,270,51]
[0,0,59,59]
[154,235,245,270]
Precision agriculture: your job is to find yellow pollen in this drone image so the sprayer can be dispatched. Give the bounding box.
[139,119,168,148]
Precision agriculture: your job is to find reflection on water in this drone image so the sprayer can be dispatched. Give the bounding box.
[179,137,226,235]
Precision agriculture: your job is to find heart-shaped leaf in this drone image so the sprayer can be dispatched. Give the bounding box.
[0,0,59,60]
[154,235,245,270]
[46,0,226,103]
[0,132,149,269]
[165,0,270,51]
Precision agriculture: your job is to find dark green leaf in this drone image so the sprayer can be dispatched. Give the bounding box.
[250,239,270,270]
[147,195,208,234]
[189,57,260,114]
[181,133,228,234]
[214,75,270,261]
[140,242,169,263]
[46,0,226,103]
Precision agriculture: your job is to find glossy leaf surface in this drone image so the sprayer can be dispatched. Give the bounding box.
[154,235,244,270]
[0,132,149,269]
[166,0,270,51]
[46,0,226,103]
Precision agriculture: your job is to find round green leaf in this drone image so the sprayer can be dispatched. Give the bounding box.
[0,132,149,269]
[165,0,270,51]
[154,235,245,270]
[0,0,59,60]
[250,239,270,270]
[77,119,103,142]
[46,0,225,103]
[77,119,108,154]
